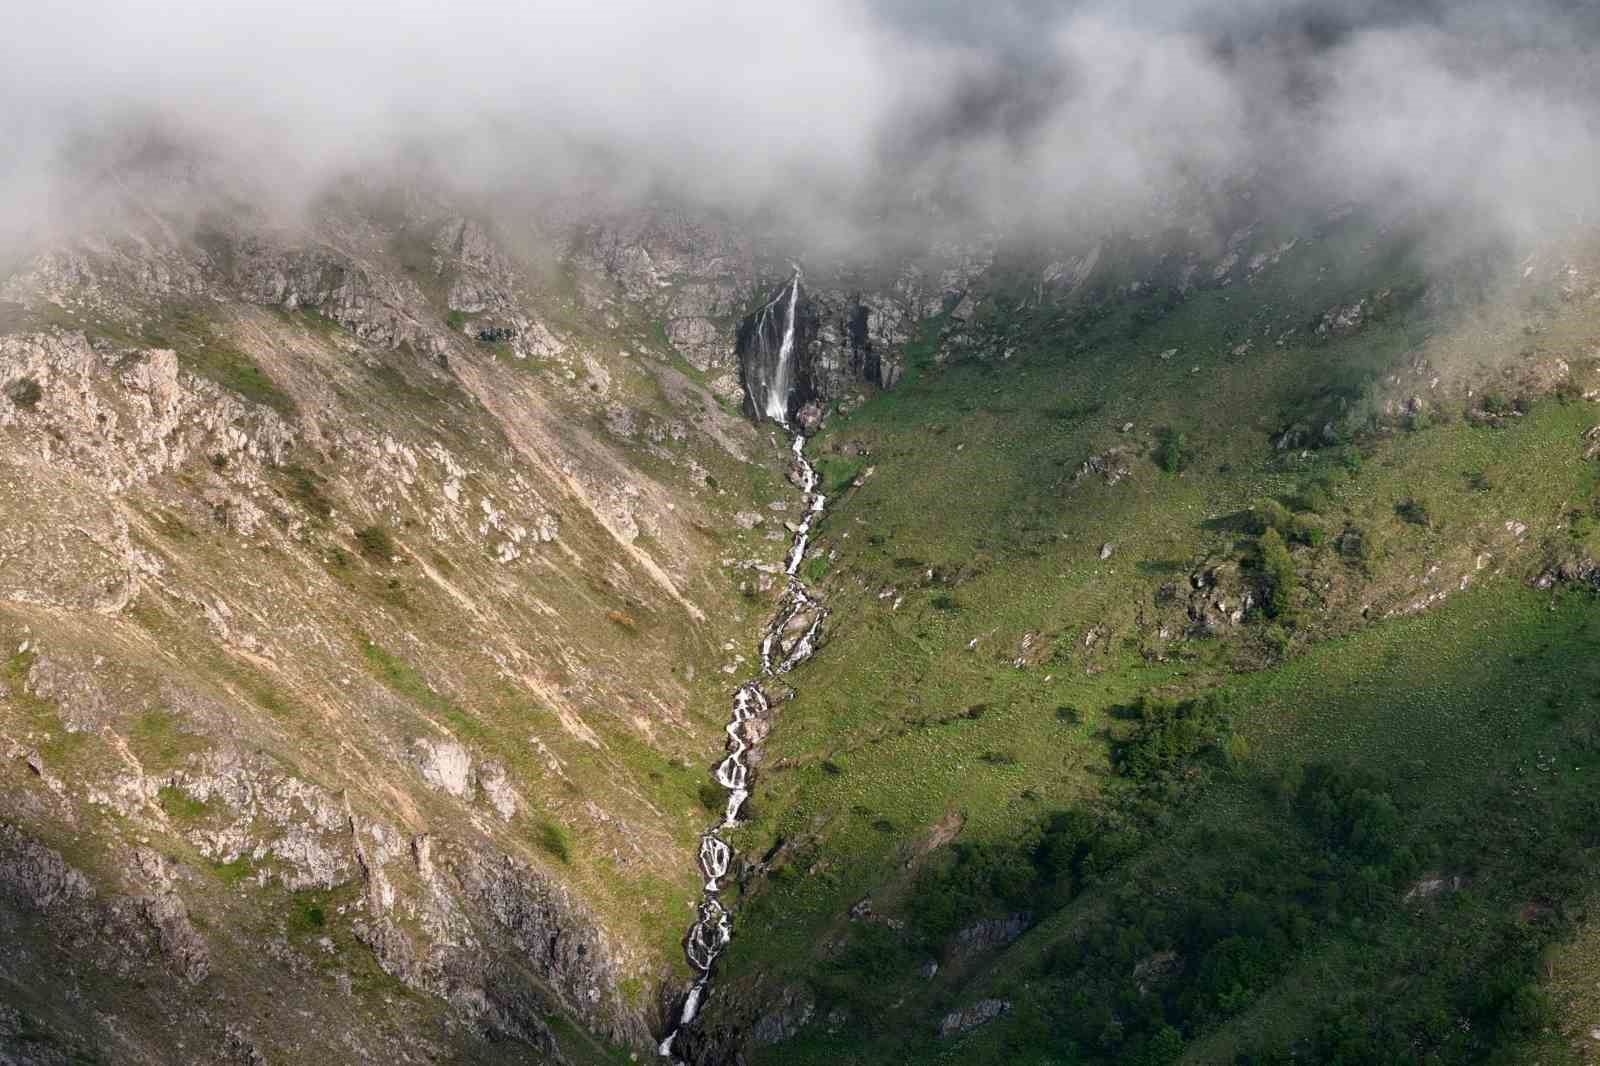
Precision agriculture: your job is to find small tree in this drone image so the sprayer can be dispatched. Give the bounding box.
[5,376,42,409]
[1259,529,1296,619]
[1155,428,1192,473]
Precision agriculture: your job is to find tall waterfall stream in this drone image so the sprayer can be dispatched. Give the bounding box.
[659,429,828,1059]
[763,275,801,422]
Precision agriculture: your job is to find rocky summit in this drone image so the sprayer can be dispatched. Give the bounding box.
[7,3,1600,1066]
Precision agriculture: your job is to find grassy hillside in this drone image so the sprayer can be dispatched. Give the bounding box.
[704,215,1600,1064]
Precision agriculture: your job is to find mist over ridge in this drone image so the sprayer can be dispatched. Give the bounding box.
[1,0,1597,260]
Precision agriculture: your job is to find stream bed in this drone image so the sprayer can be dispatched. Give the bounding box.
[659,432,828,1059]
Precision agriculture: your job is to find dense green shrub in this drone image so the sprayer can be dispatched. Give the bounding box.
[1112,693,1230,781]
[1155,428,1192,473]
[1289,513,1325,547]
[697,782,725,812]
[1258,529,1296,618]
[285,465,335,519]
[4,376,42,408]
[1396,496,1432,527]
[1250,499,1293,536]
[356,523,397,560]
[537,820,572,863]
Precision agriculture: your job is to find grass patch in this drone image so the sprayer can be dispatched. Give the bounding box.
[211,857,256,886]
[359,637,485,739]
[712,214,1600,1063]
[537,820,573,864]
[156,784,211,821]
[127,710,210,769]
[813,454,867,496]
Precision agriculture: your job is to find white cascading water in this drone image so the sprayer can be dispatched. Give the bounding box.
[659,417,829,1061]
[763,273,802,424]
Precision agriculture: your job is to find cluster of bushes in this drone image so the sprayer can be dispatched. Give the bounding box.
[1250,476,1341,548]
[808,642,1589,1063]
[832,713,1576,1064]
[906,806,1111,943]
[896,693,1236,956]
[1245,470,1360,620]
[1111,693,1231,782]
[1258,530,1296,618]
[1029,762,1423,1063]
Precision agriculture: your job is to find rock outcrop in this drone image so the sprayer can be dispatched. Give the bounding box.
[937,999,1011,1038]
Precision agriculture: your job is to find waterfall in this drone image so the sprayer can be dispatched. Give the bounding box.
[764,274,801,423]
[658,426,829,1061]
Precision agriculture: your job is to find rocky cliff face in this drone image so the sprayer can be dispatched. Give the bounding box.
[559,207,994,420]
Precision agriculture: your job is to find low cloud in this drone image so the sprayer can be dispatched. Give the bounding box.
[1,0,1597,256]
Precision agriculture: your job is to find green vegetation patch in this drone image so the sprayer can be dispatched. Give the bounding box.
[359,637,485,739]
[156,784,211,821]
[5,375,43,409]
[355,524,398,561]
[211,856,257,886]
[536,819,573,864]
[128,709,210,769]
[145,307,297,417]
[714,217,1600,1065]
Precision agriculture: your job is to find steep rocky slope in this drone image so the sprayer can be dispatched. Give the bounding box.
[0,179,828,1063]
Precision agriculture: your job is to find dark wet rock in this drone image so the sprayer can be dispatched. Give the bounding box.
[951,912,1030,958]
[1132,949,1183,994]
[131,848,210,984]
[937,999,1010,1038]
[796,402,824,434]
[751,985,816,1045]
